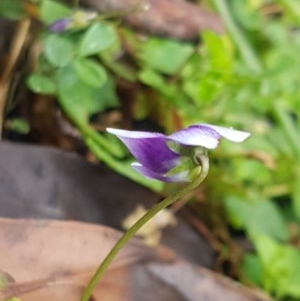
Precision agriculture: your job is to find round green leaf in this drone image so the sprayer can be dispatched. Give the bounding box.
[140,38,194,75]
[74,58,107,87]
[40,0,71,25]
[55,65,108,123]
[78,23,116,57]
[27,74,56,94]
[43,35,74,67]
[224,195,289,241]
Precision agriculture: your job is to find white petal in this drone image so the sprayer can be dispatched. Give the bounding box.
[107,128,164,139]
[201,124,251,142]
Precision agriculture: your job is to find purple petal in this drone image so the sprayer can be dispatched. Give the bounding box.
[132,163,189,182]
[168,125,221,149]
[168,124,250,149]
[48,18,71,32]
[107,128,180,173]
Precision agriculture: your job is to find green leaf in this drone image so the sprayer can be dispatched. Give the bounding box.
[27,74,56,94]
[74,58,107,88]
[138,68,165,89]
[95,76,119,109]
[231,158,271,185]
[5,118,30,134]
[230,1,262,30]
[253,235,300,298]
[78,23,116,57]
[202,31,233,73]
[140,38,194,75]
[55,64,116,124]
[56,65,93,123]
[241,254,263,286]
[224,195,289,241]
[43,34,74,67]
[0,0,25,20]
[39,0,71,25]
[138,69,182,106]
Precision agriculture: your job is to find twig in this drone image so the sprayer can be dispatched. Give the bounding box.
[0,18,30,138]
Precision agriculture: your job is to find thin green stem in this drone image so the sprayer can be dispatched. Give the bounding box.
[80,154,209,301]
[273,102,300,158]
[211,0,262,73]
[79,123,124,158]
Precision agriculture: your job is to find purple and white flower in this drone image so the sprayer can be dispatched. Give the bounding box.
[48,18,72,32]
[48,11,97,33]
[107,124,250,182]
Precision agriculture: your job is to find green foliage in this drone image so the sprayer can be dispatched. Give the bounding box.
[27,74,56,94]
[249,235,300,299]
[78,23,116,56]
[40,0,71,24]
[225,195,289,241]
[43,34,74,67]
[139,38,194,75]
[73,58,107,88]
[5,118,30,135]
[0,0,25,20]
[14,0,300,298]
[23,0,162,192]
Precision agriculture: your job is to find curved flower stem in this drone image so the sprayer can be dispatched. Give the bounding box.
[80,154,209,301]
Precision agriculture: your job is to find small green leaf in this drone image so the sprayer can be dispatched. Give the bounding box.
[0,0,25,20]
[56,65,92,123]
[202,31,233,73]
[140,38,194,75]
[253,235,300,298]
[94,76,119,109]
[40,0,71,25]
[6,118,30,134]
[55,64,115,124]
[78,23,116,57]
[241,254,263,286]
[138,69,181,105]
[224,195,289,241]
[43,34,74,67]
[138,68,165,88]
[74,58,107,88]
[27,74,56,94]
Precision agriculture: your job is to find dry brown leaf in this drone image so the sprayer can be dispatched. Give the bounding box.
[0,218,273,301]
[82,0,223,40]
[147,261,273,301]
[0,218,164,300]
[0,142,214,267]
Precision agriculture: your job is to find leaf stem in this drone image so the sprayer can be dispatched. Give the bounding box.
[273,102,300,158]
[80,154,209,301]
[0,18,30,138]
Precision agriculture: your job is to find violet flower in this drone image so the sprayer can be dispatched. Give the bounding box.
[48,11,97,33]
[48,18,72,32]
[107,124,250,182]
